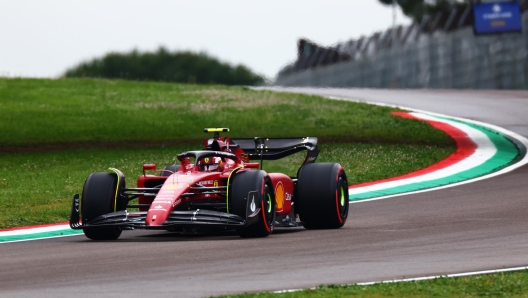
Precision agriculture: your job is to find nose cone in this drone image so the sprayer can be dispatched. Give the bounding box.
[145,177,191,226]
[146,204,170,226]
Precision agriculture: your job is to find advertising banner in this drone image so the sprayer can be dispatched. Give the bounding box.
[473,1,522,34]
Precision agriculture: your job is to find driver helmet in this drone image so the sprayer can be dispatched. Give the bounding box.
[199,157,222,172]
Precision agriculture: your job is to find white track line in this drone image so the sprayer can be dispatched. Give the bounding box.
[273,266,528,294]
[357,266,528,285]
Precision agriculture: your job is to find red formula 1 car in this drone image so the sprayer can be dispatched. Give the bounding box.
[70,128,349,240]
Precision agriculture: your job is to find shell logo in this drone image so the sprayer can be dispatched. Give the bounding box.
[275,182,284,212]
[164,184,182,190]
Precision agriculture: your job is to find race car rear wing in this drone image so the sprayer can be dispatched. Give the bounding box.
[230,137,320,163]
[203,129,319,164]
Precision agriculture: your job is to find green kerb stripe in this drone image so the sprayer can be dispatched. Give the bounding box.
[0,229,83,243]
[350,120,519,201]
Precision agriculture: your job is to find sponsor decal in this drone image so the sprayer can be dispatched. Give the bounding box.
[199,180,220,187]
[74,196,80,212]
[174,175,193,182]
[305,156,316,163]
[250,196,256,212]
[247,192,261,218]
[152,205,167,211]
[172,199,181,208]
[152,200,171,204]
[473,2,522,34]
[191,209,200,221]
[275,182,284,212]
[483,4,512,20]
[164,184,182,190]
[160,190,175,195]
[154,196,172,200]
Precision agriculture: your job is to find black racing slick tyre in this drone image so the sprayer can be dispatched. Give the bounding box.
[230,170,275,238]
[296,163,349,229]
[160,165,180,177]
[81,172,122,240]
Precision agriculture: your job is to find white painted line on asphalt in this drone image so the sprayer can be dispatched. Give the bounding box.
[356,266,528,285]
[272,266,528,294]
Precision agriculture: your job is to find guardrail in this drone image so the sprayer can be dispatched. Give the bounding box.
[276,1,528,89]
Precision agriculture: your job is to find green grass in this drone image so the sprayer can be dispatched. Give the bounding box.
[0,143,452,228]
[0,78,455,228]
[217,270,528,297]
[0,78,451,147]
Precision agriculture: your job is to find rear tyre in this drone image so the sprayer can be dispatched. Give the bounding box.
[81,172,123,240]
[296,163,349,229]
[161,165,180,176]
[230,170,275,238]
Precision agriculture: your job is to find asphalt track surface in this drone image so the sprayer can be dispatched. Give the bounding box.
[2,89,528,298]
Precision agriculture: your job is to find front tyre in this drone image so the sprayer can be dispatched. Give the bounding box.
[81,172,123,240]
[230,170,275,238]
[296,163,349,229]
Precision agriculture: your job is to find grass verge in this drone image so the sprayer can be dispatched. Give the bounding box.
[0,143,452,228]
[217,270,528,297]
[0,78,451,148]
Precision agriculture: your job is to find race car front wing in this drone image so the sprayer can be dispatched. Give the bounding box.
[69,194,246,230]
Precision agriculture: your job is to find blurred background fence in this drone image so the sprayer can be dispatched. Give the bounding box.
[275,1,528,89]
